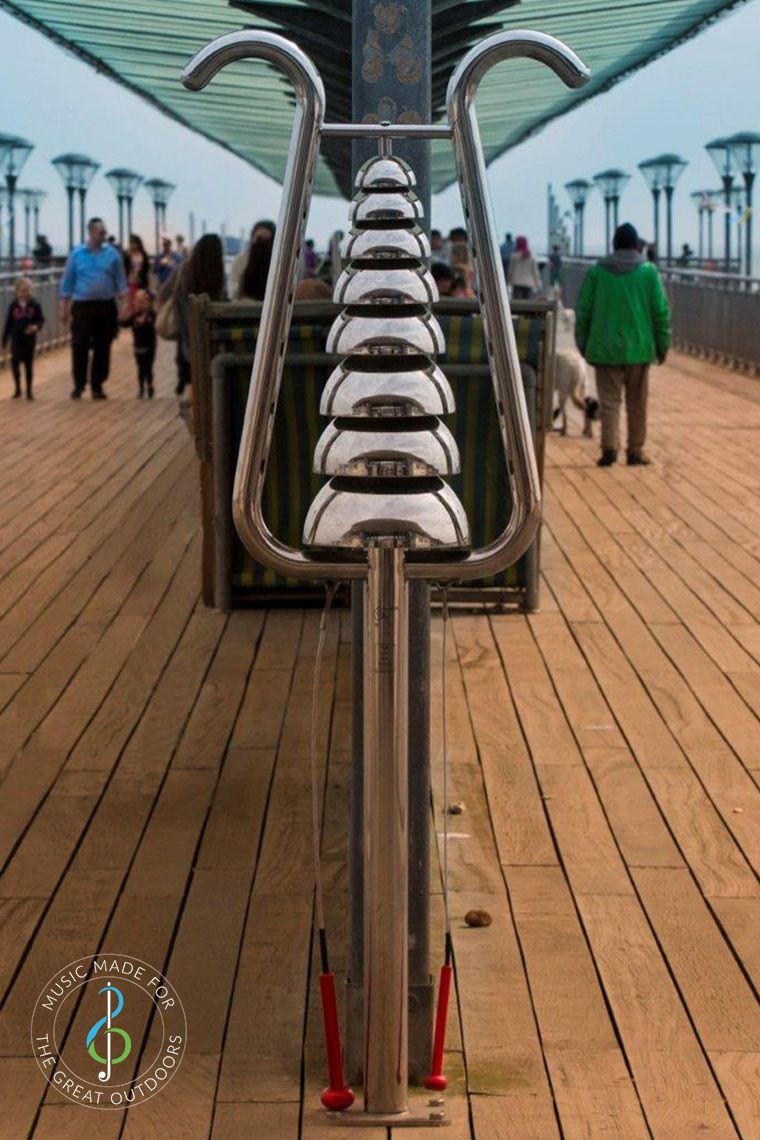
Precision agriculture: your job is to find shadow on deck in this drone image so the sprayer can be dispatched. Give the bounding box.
[1,339,759,1138]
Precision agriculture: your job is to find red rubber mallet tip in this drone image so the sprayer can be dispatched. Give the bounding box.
[321,1085,355,1111]
[424,1074,448,1091]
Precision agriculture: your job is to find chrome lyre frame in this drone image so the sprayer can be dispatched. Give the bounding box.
[182,28,589,585]
[182,31,338,581]
[445,31,589,578]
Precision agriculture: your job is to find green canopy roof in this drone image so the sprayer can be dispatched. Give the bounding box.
[0,0,747,196]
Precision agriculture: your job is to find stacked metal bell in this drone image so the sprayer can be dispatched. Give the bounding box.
[303,153,470,553]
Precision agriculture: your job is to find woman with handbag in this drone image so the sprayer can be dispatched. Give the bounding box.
[157,234,225,395]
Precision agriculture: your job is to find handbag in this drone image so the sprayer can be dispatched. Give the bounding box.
[156,268,181,341]
[156,294,179,341]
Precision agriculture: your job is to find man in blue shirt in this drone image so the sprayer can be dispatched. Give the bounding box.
[154,235,179,286]
[60,217,128,399]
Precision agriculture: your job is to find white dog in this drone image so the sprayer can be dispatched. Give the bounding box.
[554,305,599,437]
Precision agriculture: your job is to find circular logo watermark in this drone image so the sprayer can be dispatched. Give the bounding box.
[31,953,186,1110]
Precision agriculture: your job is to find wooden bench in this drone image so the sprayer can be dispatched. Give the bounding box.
[189,297,557,609]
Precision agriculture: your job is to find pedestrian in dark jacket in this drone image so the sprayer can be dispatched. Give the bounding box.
[575,222,671,467]
[121,288,157,398]
[2,277,44,400]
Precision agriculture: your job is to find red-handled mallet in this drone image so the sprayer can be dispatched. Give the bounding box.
[424,935,453,1091]
[318,930,355,1111]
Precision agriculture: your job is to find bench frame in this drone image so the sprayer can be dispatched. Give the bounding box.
[189,296,557,611]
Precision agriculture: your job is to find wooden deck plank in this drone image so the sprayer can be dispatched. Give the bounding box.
[431,622,557,1120]
[1,343,759,1138]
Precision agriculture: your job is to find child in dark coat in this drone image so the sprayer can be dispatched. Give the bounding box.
[2,277,44,399]
[121,288,157,398]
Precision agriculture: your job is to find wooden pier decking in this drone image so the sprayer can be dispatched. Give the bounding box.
[1,339,760,1139]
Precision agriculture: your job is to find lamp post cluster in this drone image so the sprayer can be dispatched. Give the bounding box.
[105,168,144,246]
[565,179,591,255]
[143,178,176,255]
[705,133,760,276]
[565,129,760,276]
[0,132,34,267]
[51,153,100,251]
[52,157,175,255]
[0,125,181,270]
[637,153,687,266]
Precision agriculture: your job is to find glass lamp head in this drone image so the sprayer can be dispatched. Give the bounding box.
[1,135,34,179]
[564,178,592,208]
[52,153,99,191]
[705,138,735,181]
[106,168,144,199]
[725,131,760,177]
[593,168,630,198]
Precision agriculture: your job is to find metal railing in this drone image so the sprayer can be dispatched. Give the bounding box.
[560,257,760,373]
[0,268,68,363]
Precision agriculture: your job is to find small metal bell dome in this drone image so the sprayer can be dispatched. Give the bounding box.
[320,363,455,419]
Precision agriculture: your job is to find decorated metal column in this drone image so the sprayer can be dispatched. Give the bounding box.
[349,0,434,1084]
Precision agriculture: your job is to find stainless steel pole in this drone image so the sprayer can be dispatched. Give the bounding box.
[363,539,409,1115]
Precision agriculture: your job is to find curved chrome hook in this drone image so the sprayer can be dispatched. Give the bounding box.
[423,30,590,582]
[183,32,364,581]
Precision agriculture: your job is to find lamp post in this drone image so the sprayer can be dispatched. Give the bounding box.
[143,178,176,254]
[726,131,760,278]
[52,154,100,250]
[705,138,735,273]
[638,158,663,258]
[593,169,630,252]
[105,168,144,247]
[0,185,7,265]
[19,188,44,256]
[637,154,687,265]
[690,190,708,262]
[730,184,745,272]
[564,179,592,255]
[0,138,13,265]
[704,191,719,263]
[0,134,34,269]
[76,159,100,243]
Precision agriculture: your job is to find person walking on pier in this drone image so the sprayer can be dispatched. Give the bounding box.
[508,235,542,300]
[121,288,157,399]
[2,277,44,400]
[59,217,128,400]
[159,233,225,395]
[575,222,670,467]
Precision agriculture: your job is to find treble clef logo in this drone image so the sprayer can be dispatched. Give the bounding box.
[85,985,132,1082]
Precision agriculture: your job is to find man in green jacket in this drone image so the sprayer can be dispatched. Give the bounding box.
[575,222,671,466]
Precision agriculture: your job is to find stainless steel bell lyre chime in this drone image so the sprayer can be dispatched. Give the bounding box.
[183,27,588,1127]
[304,150,468,553]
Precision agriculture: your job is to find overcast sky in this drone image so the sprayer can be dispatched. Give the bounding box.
[1,0,758,259]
